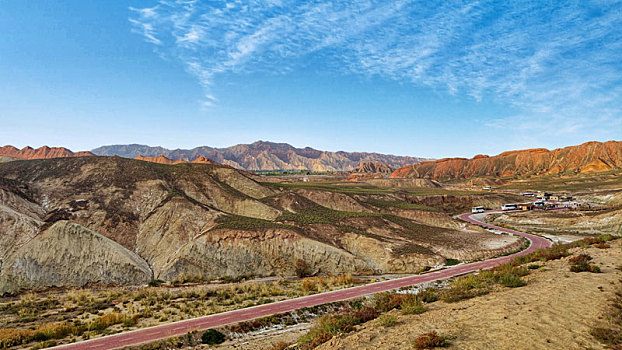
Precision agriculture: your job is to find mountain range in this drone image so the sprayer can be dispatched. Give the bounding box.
[390,141,622,181]
[91,141,427,172]
[0,145,93,159]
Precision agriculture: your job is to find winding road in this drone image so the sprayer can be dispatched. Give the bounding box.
[52,211,551,350]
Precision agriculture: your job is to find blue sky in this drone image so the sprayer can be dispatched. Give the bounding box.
[1,1,621,158]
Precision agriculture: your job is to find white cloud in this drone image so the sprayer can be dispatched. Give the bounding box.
[129,0,622,140]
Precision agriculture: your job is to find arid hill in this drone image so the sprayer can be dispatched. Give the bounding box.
[353,161,394,174]
[92,141,426,172]
[391,141,622,181]
[0,156,520,294]
[0,145,94,160]
[135,154,216,165]
[347,162,394,182]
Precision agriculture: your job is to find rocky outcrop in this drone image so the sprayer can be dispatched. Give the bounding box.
[94,141,428,172]
[0,145,93,160]
[135,154,217,165]
[347,162,394,182]
[0,221,152,294]
[353,162,394,174]
[391,141,622,180]
[157,228,375,281]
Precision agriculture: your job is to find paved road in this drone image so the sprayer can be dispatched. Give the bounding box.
[52,211,550,350]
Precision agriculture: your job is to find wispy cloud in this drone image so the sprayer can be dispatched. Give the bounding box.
[129,0,622,139]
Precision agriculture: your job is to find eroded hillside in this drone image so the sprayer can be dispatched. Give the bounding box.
[391,141,622,181]
[0,157,523,294]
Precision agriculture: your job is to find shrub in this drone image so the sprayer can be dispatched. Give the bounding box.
[593,243,610,249]
[0,328,33,348]
[569,254,601,273]
[89,312,137,332]
[418,288,439,303]
[590,327,620,346]
[295,259,311,278]
[353,307,379,322]
[268,341,291,350]
[34,322,76,341]
[569,254,592,263]
[570,261,601,273]
[400,297,427,315]
[148,279,165,287]
[527,264,541,270]
[201,329,225,345]
[445,258,461,266]
[298,305,379,348]
[497,273,527,288]
[373,292,406,312]
[413,331,449,349]
[440,284,489,303]
[377,314,398,327]
[511,243,569,265]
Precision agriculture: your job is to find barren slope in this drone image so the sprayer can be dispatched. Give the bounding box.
[317,241,622,350]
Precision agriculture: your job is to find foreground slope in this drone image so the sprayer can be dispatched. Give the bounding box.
[317,240,621,350]
[391,141,622,181]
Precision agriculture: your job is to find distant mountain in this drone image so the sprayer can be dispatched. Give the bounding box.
[135,155,216,165]
[352,161,394,174]
[391,141,622,181]
[0,146,94,160]
[92,141,427,172]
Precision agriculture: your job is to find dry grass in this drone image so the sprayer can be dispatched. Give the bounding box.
[0,275,366,349]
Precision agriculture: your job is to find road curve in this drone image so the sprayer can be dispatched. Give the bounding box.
[52,211,551,350]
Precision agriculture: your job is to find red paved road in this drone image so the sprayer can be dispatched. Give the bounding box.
[52,211,550,350]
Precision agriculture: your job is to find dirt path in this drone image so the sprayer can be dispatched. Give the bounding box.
[318,241,622,350]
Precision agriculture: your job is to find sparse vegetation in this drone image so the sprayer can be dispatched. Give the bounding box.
[213,214,295,231]
[278,204,380,225]
[413,331,450,349]
[0,275,367,348]
[201,329,225,345]
[298,306,379,349]
[568,254,601,273]
[365,198,438,212]
[590,285,622,347]
[296,259,312,278]
[444,258,461,266]
[440,263,529,303]
[376,313,398,327]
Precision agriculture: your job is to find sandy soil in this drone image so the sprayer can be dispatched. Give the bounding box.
[315,241,622,350]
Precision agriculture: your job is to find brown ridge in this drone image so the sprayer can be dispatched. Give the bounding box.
[0,145,94,160]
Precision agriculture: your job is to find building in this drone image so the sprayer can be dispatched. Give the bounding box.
[518,203,535,210]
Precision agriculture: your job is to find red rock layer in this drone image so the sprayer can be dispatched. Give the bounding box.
[390,141,622,180]
[0,146,94,160]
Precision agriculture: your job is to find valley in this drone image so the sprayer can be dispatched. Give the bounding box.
[0,141,621,349]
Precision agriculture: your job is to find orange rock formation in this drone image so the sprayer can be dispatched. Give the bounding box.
[0,146,94,160]
[391,141,622,180]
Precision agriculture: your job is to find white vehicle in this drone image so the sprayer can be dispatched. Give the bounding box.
[482,186,492,190]
[471,206,485,213]
[501,203,518,211]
